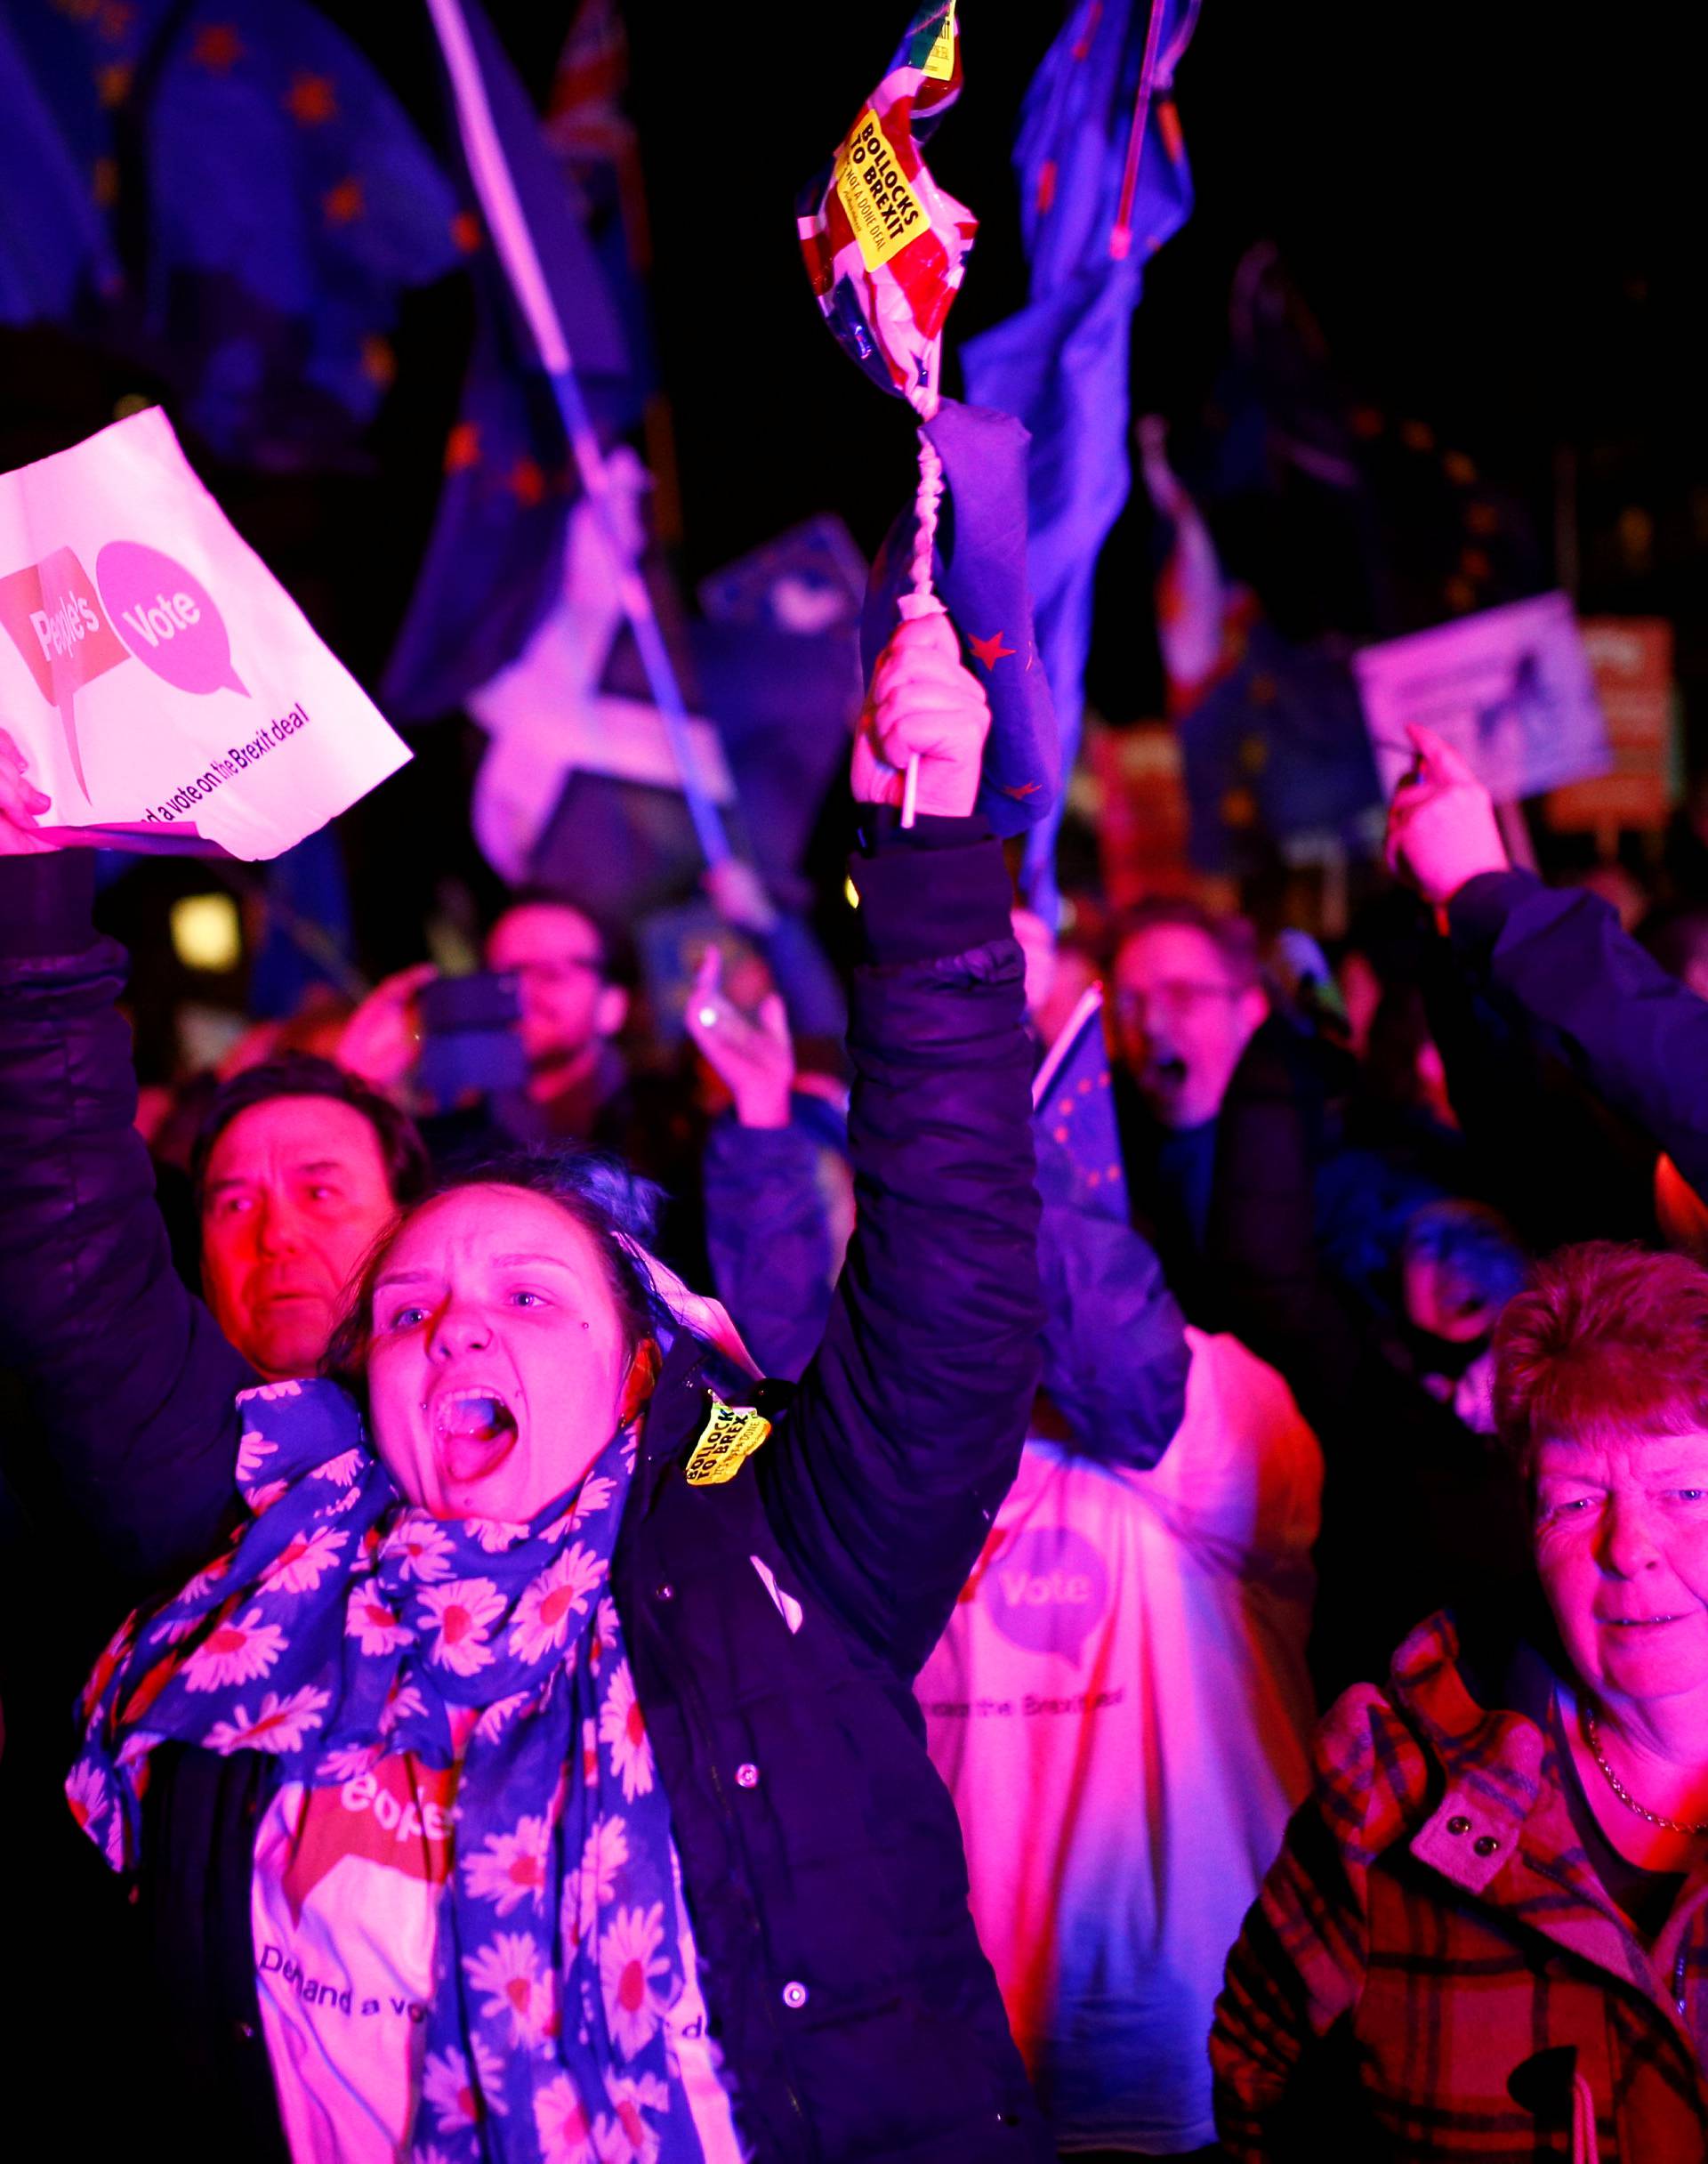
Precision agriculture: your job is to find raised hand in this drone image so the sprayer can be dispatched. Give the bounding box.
[1384,723,1510,907]
[852,610,991,820]
[684,944,794,1130]
[0,726,62,857]
[336,961,439,1093]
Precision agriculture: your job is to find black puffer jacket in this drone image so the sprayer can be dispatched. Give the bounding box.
[0,817,1047,2163]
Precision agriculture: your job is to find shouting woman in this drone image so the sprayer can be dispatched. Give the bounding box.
[0,611,1049,2162]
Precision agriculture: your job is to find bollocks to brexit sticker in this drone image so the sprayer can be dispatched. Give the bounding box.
[834,106,928,272]
[685,1399,772,1487]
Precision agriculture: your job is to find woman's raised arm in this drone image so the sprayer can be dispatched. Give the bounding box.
[756,615,1044,1676]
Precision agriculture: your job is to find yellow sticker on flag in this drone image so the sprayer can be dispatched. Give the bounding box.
[921,2,957,82]
[834,106,928,271]
[685,1398,773,1487]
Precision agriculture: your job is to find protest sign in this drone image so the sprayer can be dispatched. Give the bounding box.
[1088,719,1196,908]
[1353,592,1609,803]
[1544,618,1676,844]
[0,407,409,857]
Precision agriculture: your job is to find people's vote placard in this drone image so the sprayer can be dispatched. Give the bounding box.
[0,407,409,857]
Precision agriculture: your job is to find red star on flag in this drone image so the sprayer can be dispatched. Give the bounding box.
[444,423,481,472]
[1003,780,1043,799]
[968,631,1015,669]
[322,177,366,227]
[190,23,243,73]
[506,457,547,507]
[286,72,336,126]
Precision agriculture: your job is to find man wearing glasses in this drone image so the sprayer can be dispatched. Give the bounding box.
[1108,899,1269,1320]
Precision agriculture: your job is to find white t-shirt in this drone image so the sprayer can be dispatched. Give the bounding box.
[915,1328,1322,2153]
[251,1722,746,2163]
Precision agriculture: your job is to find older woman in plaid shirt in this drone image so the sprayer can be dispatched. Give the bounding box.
[1213,1242,1708,2160]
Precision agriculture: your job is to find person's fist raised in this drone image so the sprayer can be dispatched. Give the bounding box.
[852,610,990,820]
[1384,723,1509,907]
[0,726,61,857]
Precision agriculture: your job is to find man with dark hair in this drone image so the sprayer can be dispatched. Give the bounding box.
[0,850,428,1572]
[191,1055,429,1382]
[1109,898,1267,1135]
[482,892,637,1141]
[1108,897,1271,1320]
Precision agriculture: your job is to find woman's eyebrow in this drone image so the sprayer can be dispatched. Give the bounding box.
[493,1252,578,1270]
[374,1267,435,1290]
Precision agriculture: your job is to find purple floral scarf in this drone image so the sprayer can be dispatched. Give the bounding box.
[71,1377,710,2163]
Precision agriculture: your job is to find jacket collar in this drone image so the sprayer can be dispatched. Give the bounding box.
[1393,1611,1703,2034]
[631,1325,783,1503]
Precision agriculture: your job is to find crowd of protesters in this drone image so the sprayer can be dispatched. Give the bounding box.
[9,608,1708,2164]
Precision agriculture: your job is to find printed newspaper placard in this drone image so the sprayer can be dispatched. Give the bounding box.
[0,406,410,857]
[1353,592,1609,803]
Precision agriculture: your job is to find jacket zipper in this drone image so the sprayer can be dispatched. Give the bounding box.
[630,1433,814,2155]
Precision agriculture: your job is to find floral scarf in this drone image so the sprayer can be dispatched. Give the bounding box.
[71,1377,709,2164]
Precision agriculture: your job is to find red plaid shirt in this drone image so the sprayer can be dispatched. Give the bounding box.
[1212,1611,1708,2160]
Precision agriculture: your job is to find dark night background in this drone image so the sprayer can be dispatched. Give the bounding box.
[4,0,1705,996]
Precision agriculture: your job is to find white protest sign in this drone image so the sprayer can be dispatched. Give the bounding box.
[0,407,410,858]
[1353,592,1610,803]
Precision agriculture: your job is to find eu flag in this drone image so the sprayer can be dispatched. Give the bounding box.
[382,0,635,721]
[860,397,1059,836]
[962,0,1202,914]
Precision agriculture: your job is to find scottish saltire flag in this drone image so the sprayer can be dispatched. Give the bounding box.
[796,1,975,411]
[1033,983,1128,1223]
[382,0,636,720]
[962,0,1202,915]
[860,397,1059,835]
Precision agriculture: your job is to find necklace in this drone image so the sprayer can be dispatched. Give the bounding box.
[1583,1704,1708,1837]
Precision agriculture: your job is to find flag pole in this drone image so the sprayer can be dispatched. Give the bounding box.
[423,0,730,867]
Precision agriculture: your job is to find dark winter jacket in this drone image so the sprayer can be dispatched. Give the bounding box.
[1446,868,1708,1205]
[0,818,1048,2164]
[704,1093,1191,1471]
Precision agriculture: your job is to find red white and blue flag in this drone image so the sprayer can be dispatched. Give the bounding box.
[796,3,975,414]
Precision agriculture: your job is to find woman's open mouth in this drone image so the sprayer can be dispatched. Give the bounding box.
[434,1388,520,1484]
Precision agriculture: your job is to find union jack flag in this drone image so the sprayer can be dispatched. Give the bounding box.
[795,3,976,412]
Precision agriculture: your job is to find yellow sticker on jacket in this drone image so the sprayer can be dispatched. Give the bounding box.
[834,106,927,271]
[685,1399,772,1487]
